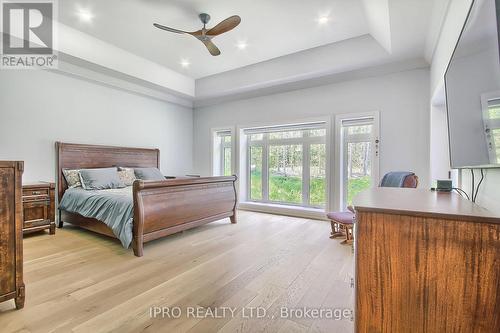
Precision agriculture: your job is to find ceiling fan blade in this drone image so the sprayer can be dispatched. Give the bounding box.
[206,15,241,36]
[189,30,203,37]
[153,23,190,34]
[201,39,221,56]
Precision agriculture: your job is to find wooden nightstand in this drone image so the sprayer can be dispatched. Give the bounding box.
[22,182,56,235]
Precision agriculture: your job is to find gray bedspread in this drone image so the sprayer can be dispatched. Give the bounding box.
[59,187,134,248]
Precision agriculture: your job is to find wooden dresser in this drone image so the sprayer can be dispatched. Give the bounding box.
[22,182,55,235]
[0,161,25,309]
[353,188,500,333]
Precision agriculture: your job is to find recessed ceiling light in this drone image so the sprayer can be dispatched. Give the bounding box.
[77,8,94,23]
[236,40,248,50]
[317,15,330,25]
[180,59,190,68]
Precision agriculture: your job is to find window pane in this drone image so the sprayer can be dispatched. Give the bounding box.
[310,144,326,207]
[488,99,500,119]
[268,145,303,204]
[489,107,500,119]
[250,134,263,141]
[269,131,302,140]
[309,129,326,137]
[347,125,372,135]
[493,129,500,146]
[223,148,231,176]
[250,146,263,200]
[223,135,232,144]
[493,129,500,163]
[346,142,372,205]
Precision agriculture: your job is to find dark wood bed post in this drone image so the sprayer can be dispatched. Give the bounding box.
[56,142,64,228]
[230,175,238,224]
[132,180,145,257]
[58,212,63,228]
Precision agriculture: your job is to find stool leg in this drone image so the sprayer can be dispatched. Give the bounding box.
[341,225,354,245]
[330,221,345,239]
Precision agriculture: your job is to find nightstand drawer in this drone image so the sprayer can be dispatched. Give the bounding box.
[23,195,49,202]
[24,218,51,229]
[23,200,50,225]
[23,188,49,197]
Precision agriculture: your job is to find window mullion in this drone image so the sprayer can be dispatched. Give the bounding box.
[303,142,311,207]
[262,133,269,202]
[247,144,251,201]
[220,147,224,176]
[342,138,349,209]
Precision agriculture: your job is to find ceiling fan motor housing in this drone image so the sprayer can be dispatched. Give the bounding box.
[199,13,211,25]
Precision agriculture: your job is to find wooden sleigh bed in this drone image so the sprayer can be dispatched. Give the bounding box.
[56,142,237,257]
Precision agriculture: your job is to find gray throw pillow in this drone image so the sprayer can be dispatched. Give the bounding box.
[79,167,125,190]
[134,167,165,181]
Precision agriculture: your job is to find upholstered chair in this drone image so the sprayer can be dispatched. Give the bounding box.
[328,172,419,244]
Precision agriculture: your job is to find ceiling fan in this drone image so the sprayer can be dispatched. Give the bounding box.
[153,13,241,56]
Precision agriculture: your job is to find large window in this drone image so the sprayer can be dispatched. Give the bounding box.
[213,130,233,176]
[245,123,327,208]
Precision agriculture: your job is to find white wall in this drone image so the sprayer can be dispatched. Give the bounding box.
[461,169,500,215]
[430,0,500,215]
[430,0,473,95]
[0,70,193,183]
[193,68,431,190]
[430,103,451,182]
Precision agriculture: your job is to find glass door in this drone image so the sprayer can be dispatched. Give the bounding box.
[341,118,378,208]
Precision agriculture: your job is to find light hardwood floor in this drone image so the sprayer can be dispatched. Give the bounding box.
[0,211,354,333]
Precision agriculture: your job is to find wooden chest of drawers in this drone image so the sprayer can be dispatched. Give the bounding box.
[354,188,500,332]
[0,161,25,309]
[22,182,55,235]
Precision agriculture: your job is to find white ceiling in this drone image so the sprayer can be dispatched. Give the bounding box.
[58,0,370,79]
[48,0,446,104]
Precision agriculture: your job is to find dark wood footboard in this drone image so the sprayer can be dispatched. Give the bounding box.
[132,176,237,257]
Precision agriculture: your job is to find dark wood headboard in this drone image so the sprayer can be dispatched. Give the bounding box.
[56,142,160,201]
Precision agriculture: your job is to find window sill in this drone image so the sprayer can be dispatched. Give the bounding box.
[238,201,328,220]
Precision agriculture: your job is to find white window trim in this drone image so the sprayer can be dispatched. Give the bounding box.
[334,112,380,211]
[210,127,236,176]
[237,116,332,214]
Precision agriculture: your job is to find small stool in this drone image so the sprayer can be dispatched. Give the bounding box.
[327,211,355,245]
